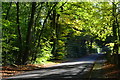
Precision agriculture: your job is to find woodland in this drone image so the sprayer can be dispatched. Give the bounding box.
[2,2,120,67]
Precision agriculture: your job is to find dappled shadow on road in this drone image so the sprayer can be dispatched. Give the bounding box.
[39,63,93,79]
[5,63,93,80]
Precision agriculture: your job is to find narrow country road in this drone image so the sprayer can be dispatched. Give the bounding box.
[4,54,103,80]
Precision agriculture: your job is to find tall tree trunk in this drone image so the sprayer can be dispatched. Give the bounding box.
[16,2,23,64]
[51,8,60,59]
[116,1,120,54]
[51,9,57,58]
[22,2,36,64]
[112,2,119,65]
[115,2,120,66]
[112,2,118,54]
[31,3,44,62]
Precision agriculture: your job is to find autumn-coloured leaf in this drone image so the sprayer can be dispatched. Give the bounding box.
[102,64,115,69]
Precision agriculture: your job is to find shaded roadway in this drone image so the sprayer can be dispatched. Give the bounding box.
[4,54,104,80]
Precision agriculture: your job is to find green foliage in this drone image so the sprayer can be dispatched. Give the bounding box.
[35,47,53,64]
[2,2,119,65]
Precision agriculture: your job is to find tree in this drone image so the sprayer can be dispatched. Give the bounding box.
[16,2,22,64]
[111,1,120,65]
[22,2,36,64]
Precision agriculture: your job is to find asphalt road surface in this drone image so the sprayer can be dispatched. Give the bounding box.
[4,54,103,80]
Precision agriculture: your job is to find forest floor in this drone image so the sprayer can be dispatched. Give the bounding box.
[102,62,120,78]
[90,56,120,79]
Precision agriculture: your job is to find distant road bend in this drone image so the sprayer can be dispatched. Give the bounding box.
[5,54,103,80]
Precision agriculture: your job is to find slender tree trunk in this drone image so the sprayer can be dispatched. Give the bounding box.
[51,9,57,57]
[16,2,23,64]
[31,3,44,62]
[22,2,36,64]
[115,3,120,66]
[112,2,118,54]
[112,2,119,65]
[37,3,58,48]
[51,8,61,59]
